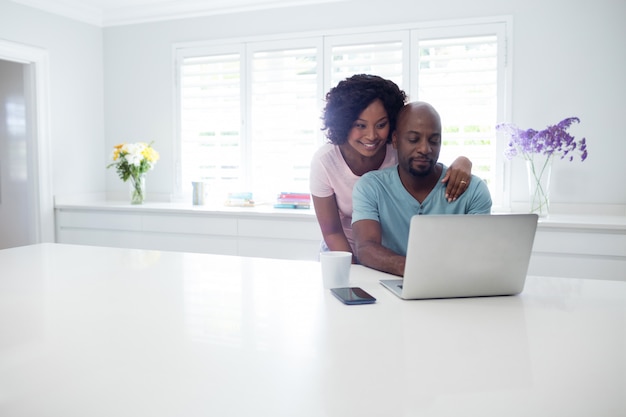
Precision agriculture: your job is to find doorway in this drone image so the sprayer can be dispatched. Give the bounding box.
[0,59,36,248]
[0,40,53,249]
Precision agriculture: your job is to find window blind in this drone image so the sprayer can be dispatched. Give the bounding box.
[330,41,404,88]
[249,47,319,201]
[180,53,242,197]
[417,35,499,188]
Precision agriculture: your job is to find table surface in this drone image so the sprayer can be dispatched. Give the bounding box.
[0,243,624,417]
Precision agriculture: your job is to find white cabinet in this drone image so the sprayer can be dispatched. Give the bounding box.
[55,203,322,261]
[528,218,626,281]
[55,202,626,280]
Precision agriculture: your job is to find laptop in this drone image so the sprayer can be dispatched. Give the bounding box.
[380,214,538,299]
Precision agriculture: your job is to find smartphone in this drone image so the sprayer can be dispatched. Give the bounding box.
[330,287,376,305]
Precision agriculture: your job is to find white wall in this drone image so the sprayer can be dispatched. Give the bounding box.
[1,0,625,214]
[0,0,104,197]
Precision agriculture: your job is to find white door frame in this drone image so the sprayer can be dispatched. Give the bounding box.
[0,39,54,243]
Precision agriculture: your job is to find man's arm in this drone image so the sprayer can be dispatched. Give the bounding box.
[353,219,406,277]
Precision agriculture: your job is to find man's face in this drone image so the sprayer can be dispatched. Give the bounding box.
[392,105,441,177]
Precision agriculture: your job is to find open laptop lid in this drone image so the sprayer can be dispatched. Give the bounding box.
[381,214,538,299]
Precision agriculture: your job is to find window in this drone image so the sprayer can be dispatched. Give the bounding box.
[175,18,510,206]
[324,31,408,89]
[247,41,321,201]
[178,48,242,199]
[414,23,508,202]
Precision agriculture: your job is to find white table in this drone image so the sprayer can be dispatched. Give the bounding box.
[1,243,624,416]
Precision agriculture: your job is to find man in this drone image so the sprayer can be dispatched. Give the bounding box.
[351,101,492,276]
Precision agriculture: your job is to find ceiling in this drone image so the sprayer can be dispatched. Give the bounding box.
[11,0,346,27]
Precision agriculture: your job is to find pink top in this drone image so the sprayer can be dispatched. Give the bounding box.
[309,143,397,251]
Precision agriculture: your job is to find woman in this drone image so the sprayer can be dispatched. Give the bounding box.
[310,74,472,261]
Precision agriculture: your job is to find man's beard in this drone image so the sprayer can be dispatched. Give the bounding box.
[408,159,435,177]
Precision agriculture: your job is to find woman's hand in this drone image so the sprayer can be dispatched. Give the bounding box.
[441,156,472,202]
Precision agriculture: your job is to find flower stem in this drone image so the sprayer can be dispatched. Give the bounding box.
[527,155,552,216]
[130,175,145,204]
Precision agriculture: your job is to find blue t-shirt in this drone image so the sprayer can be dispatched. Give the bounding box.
[352,164,492,256]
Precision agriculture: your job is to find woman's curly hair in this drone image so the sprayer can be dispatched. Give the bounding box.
[321,74,407,145]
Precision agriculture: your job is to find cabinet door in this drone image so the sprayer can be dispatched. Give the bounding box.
[237,217,321,260]
[529,228,626,281]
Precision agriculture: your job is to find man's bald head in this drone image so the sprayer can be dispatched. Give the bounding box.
[396,101,441,132]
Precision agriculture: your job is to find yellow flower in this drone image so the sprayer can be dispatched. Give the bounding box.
[142,146,160,163]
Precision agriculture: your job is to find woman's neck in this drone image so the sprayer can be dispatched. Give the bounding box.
[339,143,387,177]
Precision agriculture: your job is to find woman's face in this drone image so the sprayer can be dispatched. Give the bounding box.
[345,99,390,158]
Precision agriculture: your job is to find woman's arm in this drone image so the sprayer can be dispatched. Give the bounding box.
[442,156,473,202]
[312,194,356,262]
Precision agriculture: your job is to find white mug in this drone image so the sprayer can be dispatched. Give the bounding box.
[319,251,352,289]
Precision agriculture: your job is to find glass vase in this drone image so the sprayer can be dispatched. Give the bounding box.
[526,155,552,217]
[129,174,146,205]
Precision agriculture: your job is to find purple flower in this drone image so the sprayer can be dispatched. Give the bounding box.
[496,117,588,162]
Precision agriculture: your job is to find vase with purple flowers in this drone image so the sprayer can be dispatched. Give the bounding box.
[496,117,588,217]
